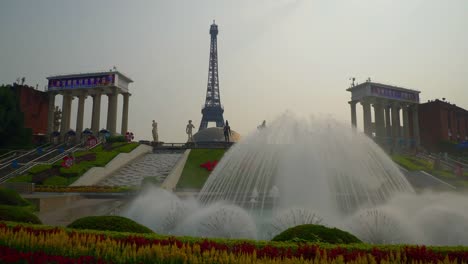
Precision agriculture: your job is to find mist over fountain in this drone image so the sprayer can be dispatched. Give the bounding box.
[123,112,468,245]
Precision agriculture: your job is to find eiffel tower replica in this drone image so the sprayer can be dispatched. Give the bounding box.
[199,21,224,131]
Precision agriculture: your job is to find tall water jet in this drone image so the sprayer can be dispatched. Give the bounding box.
[199,112,414,221]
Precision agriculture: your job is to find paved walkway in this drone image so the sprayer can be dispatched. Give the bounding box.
[161,149,191,191]
[100,150,183,187]
[37,198,124,226]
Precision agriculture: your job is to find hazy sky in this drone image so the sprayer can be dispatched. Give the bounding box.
[1,0,467,141]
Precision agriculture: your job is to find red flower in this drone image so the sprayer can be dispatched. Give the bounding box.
[200,160,218,171]
[61,156,74,168]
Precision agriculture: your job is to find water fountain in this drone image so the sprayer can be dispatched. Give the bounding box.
[122,112,468,245]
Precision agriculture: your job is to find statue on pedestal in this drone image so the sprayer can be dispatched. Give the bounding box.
[53,106,62,132]
[186,120,195,142]
[152,120,158,142]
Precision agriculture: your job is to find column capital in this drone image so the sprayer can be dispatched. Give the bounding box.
[76,92,87,99]
[91,92,102,98]
[348,100,358,105]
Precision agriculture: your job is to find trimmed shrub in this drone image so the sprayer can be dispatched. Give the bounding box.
[106,136,126,143]
[28,164,53,174]
[272,224,361,244]
[0,205,41,224]
[67,216,153,234]
[7,174,32,183]
[0,188,30,206]
[43,176,69,186]
[116,142,139,153]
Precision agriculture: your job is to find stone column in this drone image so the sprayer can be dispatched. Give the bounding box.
[65,95,73,132]
[391,103,400,145]
[91,93,102,134]
[385,106,391,138]
[402,105,410,147]
[349,101,357,128]
[47,92,56,136]
[60,94,70,133]
[60,93,72,141]
[106,90,118,135]
[121,93,130,135]
[412,105,420,147]
[76,93,86,141]
[361,101,372,136]
[373,102,385,141]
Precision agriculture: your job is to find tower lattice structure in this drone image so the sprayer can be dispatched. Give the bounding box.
[199,21,224,131]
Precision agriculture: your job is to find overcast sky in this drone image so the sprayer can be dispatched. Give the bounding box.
[1,0,467,141]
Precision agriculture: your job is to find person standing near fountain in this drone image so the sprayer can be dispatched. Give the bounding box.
[186,120,195,142]
[224,120,231,142]
[152,120,158,143]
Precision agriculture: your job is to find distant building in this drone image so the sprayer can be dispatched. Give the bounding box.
[13,84,49,136]
[419,99,468,151]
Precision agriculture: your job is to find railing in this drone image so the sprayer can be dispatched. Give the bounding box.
[153,142,234,150]
[0,148,37,171]
[0,150,23,160]
[201,104,224,110]
[0,143,85,184]
[0,151,23,165]
[158,143,187,148]
[416,152,468,171]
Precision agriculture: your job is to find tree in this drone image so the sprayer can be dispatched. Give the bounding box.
[0,85,31,148]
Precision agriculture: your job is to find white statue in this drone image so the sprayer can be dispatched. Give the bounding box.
[152,120,158,142]
[186,120,195,142]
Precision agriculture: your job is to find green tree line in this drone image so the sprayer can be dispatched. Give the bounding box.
[0,85,32,149]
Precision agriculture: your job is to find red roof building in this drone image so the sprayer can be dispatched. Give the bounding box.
[419,99,468,151]
[14,85,49,135]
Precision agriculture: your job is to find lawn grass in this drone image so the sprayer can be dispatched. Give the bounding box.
[393,154,468,188]
[391,155,432,171]
[43,176,71,186]
[433,170,457,180]
[176,149,226,189]
[7,174,32,183]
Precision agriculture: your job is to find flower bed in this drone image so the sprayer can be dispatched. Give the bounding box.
[1,222,468,264]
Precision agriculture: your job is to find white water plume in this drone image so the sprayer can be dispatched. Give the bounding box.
[199,112,414,221]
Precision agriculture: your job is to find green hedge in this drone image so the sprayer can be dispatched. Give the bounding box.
[43,176,70,186]
[0,205,41,224]
[116,142,139,153]
[106,136,126,143]
[67,216,153,234]
[0,188,31,206]
[272,224,362,244]
[7,174,32,183]
[28,164,53,174]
